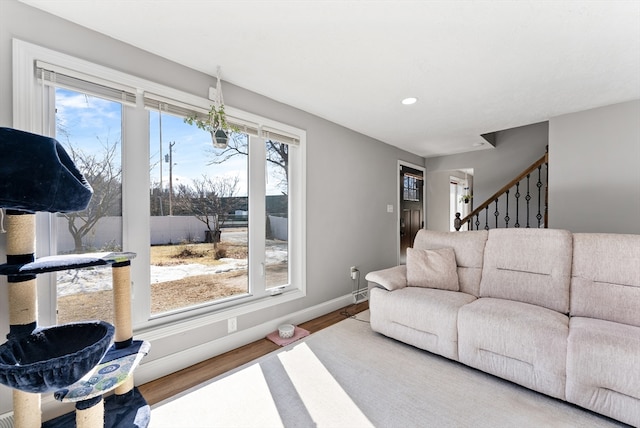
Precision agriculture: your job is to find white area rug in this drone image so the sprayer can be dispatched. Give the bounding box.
[150,311,626,428]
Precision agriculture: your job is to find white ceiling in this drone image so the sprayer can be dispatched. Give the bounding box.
[20,0,640,157]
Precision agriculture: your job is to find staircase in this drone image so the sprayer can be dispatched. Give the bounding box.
[454,150,548,231]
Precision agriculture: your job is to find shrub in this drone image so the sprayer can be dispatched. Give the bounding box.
[214,245,227,260]
[174,246,204,259]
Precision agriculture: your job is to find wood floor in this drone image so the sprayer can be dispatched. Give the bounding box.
[138,301,369,406]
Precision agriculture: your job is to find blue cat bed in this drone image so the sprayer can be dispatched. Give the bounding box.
[0,321,114,393]
[0,127,92,213]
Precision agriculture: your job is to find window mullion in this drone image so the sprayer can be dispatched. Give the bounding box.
[248,135,267,296]
[124,94,152,326]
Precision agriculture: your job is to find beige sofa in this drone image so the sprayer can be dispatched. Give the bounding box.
[366,228,640,426]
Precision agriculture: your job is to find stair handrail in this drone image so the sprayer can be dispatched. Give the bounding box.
[454,151,548,231]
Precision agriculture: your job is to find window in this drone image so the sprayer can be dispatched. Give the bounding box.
[53,87,123,324]
[403,175,420,201]
[147,107,250,315]
[14,40,305,328]
[265,139,289,289]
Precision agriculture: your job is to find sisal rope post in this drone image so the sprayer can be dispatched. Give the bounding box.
[112,262,134,396]
[6,213,36,255]
[12,390,41,428]
[112,262,132,345]
[6,212,41,428]
[8,278,37,326]
[6,213,38,325]
[75,397,104,428]
[115,376,135,396]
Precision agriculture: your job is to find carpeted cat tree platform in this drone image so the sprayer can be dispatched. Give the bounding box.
[0,127,150,428]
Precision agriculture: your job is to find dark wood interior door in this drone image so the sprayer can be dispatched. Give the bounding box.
[400,209,422,263]
[399,165,424,264]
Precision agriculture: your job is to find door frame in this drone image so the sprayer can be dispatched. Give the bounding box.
[397,160,426,265]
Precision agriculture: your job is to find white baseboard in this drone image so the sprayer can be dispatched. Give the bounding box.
[134,293,353,386]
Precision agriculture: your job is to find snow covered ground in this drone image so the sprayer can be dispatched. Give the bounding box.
[56,239,287,297]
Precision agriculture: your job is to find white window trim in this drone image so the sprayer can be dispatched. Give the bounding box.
[12,38,307,334]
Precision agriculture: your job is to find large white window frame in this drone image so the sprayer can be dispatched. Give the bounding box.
[12,39,306,331]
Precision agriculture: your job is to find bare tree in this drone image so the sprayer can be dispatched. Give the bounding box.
[207,134,289,194]
[265,140,289,194]
[174,175,241,245]
[61,138,122,252]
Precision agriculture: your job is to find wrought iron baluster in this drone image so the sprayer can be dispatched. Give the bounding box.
[494,199,499,229]
[544,162,549,227]
[536,165,543,228]
[475,213,480,230]
[525,173,531,228]
[504,190,510,228]
[514,182,520,228]
[484,206,489,230]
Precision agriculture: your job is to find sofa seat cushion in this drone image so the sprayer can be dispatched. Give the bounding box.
[566,317,640,427]
[458,298,569,399]
[369,286,475,361]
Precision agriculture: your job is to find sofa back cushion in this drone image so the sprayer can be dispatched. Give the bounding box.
[413,229,488,296]
[571,233,640,327]
[479,229,573,313]
[406,247,459,291]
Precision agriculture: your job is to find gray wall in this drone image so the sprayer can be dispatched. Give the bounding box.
[549,100,640,233]
[426,122,549,230]
[0,0,423,414]
[426,170,456,232]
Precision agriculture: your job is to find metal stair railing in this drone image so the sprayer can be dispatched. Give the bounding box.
[454,150,548,231]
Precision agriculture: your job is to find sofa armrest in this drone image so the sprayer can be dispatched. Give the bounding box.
[365,265,407,291]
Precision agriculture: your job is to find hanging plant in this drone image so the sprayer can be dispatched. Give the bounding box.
[459,194,473,204]
[185,104,233,149]
[184,67,238,149]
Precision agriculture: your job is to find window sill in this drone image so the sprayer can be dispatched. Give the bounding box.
[135,287,305,342]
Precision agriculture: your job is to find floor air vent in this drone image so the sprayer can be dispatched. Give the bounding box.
[353,287,368,304]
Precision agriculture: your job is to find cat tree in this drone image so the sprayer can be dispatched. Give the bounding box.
[0,127,150,428]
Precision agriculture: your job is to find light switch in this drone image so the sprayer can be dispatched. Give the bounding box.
[387,204,394,213]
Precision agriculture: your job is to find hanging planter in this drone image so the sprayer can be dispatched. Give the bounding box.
[184,67,236,149]
[459,194,473,204]
[213,128,229,149]
[459,185,472,204]
[185,104,233,149]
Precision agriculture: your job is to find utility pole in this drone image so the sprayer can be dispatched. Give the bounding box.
[166,141,176,216]
[159,110,164,216]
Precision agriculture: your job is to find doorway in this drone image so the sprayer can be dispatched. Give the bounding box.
[399,163,425,264]
[449,169,473,231]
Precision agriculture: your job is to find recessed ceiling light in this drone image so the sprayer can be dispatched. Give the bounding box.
[401,97,418,105]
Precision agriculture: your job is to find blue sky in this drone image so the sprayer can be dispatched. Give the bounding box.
[54,88,288,197]
[148,110,250,196]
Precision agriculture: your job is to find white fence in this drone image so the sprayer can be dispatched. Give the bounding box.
[57,216,124,252]
[268,215,288,241]
[57,215,288,252]
[149,216,210,245]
